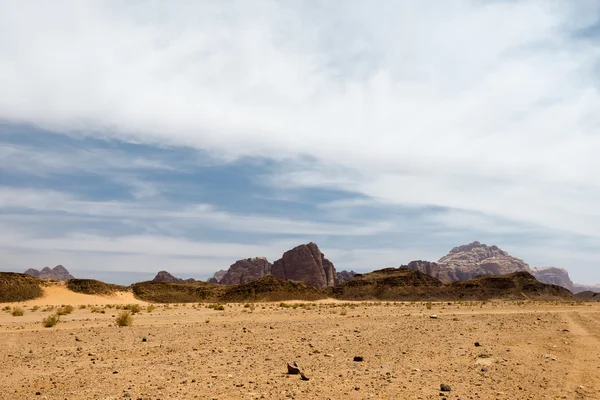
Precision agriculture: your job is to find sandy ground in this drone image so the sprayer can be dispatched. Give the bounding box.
[1,299,600,400]
[2,283,147,307]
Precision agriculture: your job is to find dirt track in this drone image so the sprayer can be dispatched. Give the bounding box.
[1,299,600,399]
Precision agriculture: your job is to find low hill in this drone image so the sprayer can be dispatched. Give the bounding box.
[332,268,445,300]
[220,275,326,302]
[449,271,573,300]
[332,269,573,301]
[575,291,600,301]
[0,272,44,302]
[131,280,223,303]
[66,279,129,296]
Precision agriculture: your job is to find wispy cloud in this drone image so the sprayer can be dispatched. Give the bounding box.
[1,1,600,282]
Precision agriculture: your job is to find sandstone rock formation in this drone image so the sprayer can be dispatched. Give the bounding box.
[406,242,531,282]
[335,270,357,285]
[220,257,272,285]
[24,265,74,281]
[271,242,336,288]
[531,267,574,292]
[152,271,194,283]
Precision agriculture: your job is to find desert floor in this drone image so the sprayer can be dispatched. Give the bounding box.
[1,292,600,399]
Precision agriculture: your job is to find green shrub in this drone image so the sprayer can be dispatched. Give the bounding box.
[11,307,24,316]
[426,302,432,310]
[115,311,133,327]
[42,314,60,328]
[146,304,156,313]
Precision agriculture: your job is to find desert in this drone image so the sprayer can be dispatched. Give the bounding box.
[1,279,600,400]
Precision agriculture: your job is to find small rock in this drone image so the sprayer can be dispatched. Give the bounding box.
[353,356,364,362]
[141,337,147,342]
[287,362,301,375]
[430,314,438,319]
[481,367,488,372]
[440,384,451,392]
[300,372,310,381]
[113,371,119,374]
[474,342,481,347]
[35,392,41,396]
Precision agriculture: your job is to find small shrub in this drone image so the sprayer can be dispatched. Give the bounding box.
[2,306,10,312]
[147,304,156,313]
[11,307,24,316]
[123,304,142,314]
[340,308,347,316]
[56,305,74,315]
[244,303,251,308]
[79,304,87,309]
[115,311,133,327]
[31,305,39,311]
[426,302,433,310]
[42,314,60,328]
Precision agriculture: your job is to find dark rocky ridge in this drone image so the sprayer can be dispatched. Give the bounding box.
[24,265,74,281]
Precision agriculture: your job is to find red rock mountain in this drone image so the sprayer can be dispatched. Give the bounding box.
[24,265,74,281]
[271,242,336,288]
[220,257,272,285]
[531,267,574,292]
[406,242,531,282]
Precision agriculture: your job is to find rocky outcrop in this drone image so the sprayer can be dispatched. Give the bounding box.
[335,270,357,285]
[152,271,194,283]
[24,265,74,281]
[271,242,336,288]
[532,267,574,292]
[406,242,531,282]
[220,257,272,285]
[208,269,227,284]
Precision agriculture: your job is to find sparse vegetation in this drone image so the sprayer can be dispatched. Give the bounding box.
[123,304,142,314]
[0,272,43,302]
[56,305,74,315]
[42,313,60,328]
[11,307,24,316]
[147,304,156,313]
[115,311,133,327]
[66,279,128,295]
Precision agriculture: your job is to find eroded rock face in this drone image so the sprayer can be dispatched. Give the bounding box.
[271,242,336,288]
[532,267,574,292]
[573,283,600,294]
[406,242,531,282]
[220,257,272,285]
[335,270,357,285]
[24,265,74,281]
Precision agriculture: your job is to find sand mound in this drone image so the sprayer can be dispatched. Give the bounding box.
[0,282,145,306]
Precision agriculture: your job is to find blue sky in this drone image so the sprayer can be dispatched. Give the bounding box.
[1,1,600,285]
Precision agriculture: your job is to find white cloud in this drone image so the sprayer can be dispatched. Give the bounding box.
[1,1,600,280]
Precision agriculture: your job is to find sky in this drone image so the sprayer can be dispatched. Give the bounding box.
[1,1,600,285]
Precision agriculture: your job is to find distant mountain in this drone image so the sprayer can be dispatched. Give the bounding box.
[24,265,74,281]
[220,257,272,285]
[531,267,574,292]
[152,271,195,283]
[573,283,600,294]
[405,241,531,281]
[207,269,227,283]
[209,242,337,289]
[335,270,356,285]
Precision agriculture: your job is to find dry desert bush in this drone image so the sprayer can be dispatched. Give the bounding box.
[115,311,133,327]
